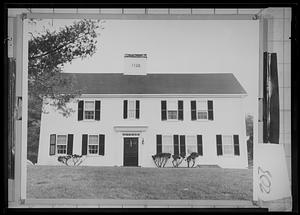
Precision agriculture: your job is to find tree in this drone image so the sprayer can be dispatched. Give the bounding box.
[27,19,102,163]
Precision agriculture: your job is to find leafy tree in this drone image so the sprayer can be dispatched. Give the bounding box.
[27,19,102,163]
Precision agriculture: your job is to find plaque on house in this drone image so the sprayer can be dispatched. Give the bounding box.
[124,54,147,75]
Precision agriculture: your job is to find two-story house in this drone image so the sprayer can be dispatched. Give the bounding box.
[37,70,248,169]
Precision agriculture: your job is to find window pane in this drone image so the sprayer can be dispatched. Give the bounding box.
[85,111,94,119]
[162,135,173,154]
[168,101,177,110]
[222,135,233,155]
[84,101,94,110]
[197,111,208,119]
[197,101,207,110]
[223,145,233,155]
[57,135,67,145]
[186,135,197,154]
[57,145,66,154]
[128,110,135,118]
[168,110,177,119]
[89,135,98,145]
[88,145,98,154]
[128,100,135,110]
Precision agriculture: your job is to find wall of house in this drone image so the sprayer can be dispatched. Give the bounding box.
[38,96,248,168]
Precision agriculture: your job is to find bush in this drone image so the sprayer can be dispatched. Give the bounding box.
[171,153,186,168]
[152,153,171,168]
[57,154,85,166]
[186,152,199,168]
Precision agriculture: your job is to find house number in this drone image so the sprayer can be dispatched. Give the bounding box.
[258,166,272,194]
[132,63,141,68]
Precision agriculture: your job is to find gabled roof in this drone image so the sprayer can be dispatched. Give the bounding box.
[61,73,247,95]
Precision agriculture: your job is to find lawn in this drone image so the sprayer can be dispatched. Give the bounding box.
[27,166,253,200]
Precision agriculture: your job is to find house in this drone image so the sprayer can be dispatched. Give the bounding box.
[37,60,248,168]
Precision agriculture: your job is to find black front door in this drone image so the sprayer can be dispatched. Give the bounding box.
[124,137,138,166]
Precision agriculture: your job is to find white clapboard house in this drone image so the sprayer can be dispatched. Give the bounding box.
[38,54,248,168]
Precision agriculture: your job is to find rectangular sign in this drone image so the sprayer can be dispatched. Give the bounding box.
[124,54,147,75]
[254,143,291,201]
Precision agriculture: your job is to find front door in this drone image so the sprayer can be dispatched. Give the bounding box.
[124,137,138,166]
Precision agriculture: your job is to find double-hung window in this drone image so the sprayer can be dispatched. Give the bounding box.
[56,135,67,155]
[84,101,95,120]
[162,135,173,154]
[128,100,136,119]
[78,100,101,121]
[167,101,178,120]
[196,101,208,120]
[191,100,213,121]
[88,135,99,155]
[123,100,140,119]
[222,135,234,156]
[186,135,197,154]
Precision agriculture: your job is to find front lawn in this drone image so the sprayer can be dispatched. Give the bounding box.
[27,166,252,200]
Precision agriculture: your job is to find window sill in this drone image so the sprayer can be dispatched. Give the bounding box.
[163,119,184,122]
[87,154,104,157]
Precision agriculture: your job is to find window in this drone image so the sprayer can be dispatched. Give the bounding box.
[162,135,173,154]
[57,135,67,154]
[84,101,95,120]
[196,101,208,120]
[186,135,197,154]
[167,101,178,120]
[124,100,139,119]
[88,135,99,155]
[128,100,136,119]
[222,135,234,156]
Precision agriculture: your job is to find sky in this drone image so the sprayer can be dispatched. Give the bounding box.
[29,18,259,116]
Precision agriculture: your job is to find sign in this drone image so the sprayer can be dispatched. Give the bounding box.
[254,143,291,201]
[124,54,147,75]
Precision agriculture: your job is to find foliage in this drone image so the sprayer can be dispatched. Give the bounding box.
[186,152,199,168]
[57,154,86,166]
[171,153,185,168]
[152,153,171,168]
[27,19,101,164]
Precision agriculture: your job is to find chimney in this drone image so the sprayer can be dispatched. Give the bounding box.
[123,54,147,75]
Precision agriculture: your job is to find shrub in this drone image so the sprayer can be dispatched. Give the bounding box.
[57,154,85,166]
[152,153,171,168]
[171,153,186,168]
[186,152,199,168]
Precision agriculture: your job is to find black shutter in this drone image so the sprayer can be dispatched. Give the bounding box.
[82,134,88,155]
[123,100,128,119]
[99,134,105,155]
[173,135,179,155]
[156,135,162,154]
[180,135,186,156]
[67,134,73,155]
[216,135,223,155]
[178,100,184,120]
[208,100,214,120]
[95,100,101,121]
[233,135,240,156]
[136,100,140,119]
[191,100,196,120]
[197,135,203,156]
[49,134,56,155]
[78,100,84,121]
[161,101,167,121]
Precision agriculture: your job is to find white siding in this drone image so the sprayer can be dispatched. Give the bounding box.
[38,96,248,169]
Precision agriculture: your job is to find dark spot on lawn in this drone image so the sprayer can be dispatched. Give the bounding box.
[36,181,48,185]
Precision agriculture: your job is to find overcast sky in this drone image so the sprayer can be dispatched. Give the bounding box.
[29,19,259,116]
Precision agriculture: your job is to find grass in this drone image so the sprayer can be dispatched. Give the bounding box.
[27,166,253,200]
